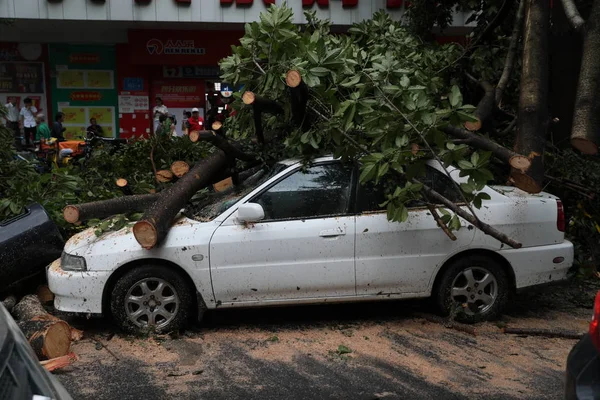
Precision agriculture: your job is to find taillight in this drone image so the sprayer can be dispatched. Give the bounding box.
[557,200,565,232]
[590,291,600,350]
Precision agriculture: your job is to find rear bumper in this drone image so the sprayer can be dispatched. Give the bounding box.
[500,240,573,289]
[46,258,108,314]
[566,334,600,400]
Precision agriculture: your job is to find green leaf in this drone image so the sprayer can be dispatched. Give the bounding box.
[400,75,410,88]
[337,345,352,355]
[449,85,462,108]
[450,215,461,230]
[382,85,401,95]
[457,160,473,170]
[456,111,479,122]
[359,164,378,184]
[309,67,330,77]
[471,152,480,166]
[395,134,409,148]
[460,182,475,194]
[340,75,361,87]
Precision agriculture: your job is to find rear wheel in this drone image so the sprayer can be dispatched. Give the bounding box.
[110,265,193,334]
[435,255,510,323]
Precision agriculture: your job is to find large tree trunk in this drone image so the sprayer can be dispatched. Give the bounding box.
[133,151,230,249]
[14,294,83,341]
[570,0,600,155]
[511,0,550,193]
[63,194,160,224]
[18,320,71,360]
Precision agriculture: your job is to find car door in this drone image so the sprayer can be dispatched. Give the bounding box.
[209,161,356,304]
[355,166,475,296]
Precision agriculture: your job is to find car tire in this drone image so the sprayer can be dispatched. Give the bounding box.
[110,265,193,334]
[435,255,510,324]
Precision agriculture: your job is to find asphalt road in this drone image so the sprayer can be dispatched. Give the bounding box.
[54,280,597,400]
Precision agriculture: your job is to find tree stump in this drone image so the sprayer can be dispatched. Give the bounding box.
[18,320,71,360]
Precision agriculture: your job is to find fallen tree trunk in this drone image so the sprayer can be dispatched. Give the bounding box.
[2,295,16,312]
[170,161,190,178]
[417,180,522,249]
[36,285,54,305]
[496,0,526,105]
[63,194,160,224]
[133,151,230,249]
[18,320,71,360]
[510,0,550,193]
[14,294,83,342]
[570,0,600,155]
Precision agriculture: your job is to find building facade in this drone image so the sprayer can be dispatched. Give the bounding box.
[0,0,472,138]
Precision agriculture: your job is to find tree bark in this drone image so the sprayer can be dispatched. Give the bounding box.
[190,130,257,163]
[63,194,160,224]
[133,151,230,249]
[170,161,190,178]
[36,285,54,305]
[464,80,496,132]
[417,180,523,249]
[443,125,531,172]
[242,91,284,144]
[571,0,600,155]
[41,352,78,372]
[496,0,526,105]
[511,0,550,193]
[560,0,586,32]
[18,320,71,360]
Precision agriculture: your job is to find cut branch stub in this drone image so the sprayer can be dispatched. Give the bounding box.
[63,194,160,224]
[170,161,190,178]
[464,81,495,132]
[285,69,302,88]
[116,178,128,188]
[116,178,133,195]
[212,121,223,131]
[189,130,200,142]
[242,91,257,105]
[156,170,174,183]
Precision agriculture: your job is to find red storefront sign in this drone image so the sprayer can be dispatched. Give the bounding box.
[152,80,204,108]
[69,91,103,101]
[128,30,242,66]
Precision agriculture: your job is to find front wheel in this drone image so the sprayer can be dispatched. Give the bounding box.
[435,255,510,324]
[110,266,193,334]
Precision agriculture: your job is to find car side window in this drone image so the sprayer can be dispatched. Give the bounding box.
[357,166,462,213]
[252,163,353,221]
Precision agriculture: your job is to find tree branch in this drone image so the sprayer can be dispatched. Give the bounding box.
[560,0,586,32]
[465,80,496,132]
[426,204,457,241]
[416,179,522,249]
[496,0,526,105]
[189,130,257,163]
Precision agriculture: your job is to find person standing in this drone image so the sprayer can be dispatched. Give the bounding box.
[52,112,66,141]
[187,108,204,132]
[19,98,37,147]
[35,114,51,142]
[4,97,19,132]
[152,97,168,133]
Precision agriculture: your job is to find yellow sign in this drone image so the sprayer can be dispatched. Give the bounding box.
[57,70,85,88]
[64,127,85,140]
[61,107,86,125]
[87,71,113,89]
[89,107,113,125]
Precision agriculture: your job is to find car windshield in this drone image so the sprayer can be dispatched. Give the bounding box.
[186,163,288,222]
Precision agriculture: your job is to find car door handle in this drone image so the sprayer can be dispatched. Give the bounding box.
[319,228,346,237]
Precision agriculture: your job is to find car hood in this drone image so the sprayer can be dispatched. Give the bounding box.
[64,216,210,255]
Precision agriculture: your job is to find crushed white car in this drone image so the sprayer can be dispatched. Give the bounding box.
[48,156,573,333]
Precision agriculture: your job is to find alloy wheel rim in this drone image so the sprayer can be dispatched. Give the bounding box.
[450,267,498,315]
[125,278,180,329]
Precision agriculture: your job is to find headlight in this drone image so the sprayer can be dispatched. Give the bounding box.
[61,252,87,272]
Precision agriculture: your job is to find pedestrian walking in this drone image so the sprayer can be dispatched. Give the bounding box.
[19,98,37,147]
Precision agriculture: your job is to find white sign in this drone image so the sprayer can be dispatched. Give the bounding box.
[132,96,149,112]
[118,95,134,113]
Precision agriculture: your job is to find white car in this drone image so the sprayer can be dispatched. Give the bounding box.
[48,156,573,333]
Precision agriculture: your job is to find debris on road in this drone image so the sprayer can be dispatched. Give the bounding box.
[41,352,78,372]
[502,327,584,339]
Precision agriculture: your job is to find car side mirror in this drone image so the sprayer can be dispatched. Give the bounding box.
[237,203,264,223]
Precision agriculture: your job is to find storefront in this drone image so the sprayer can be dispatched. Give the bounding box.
[0,43,49,124]
[48,44,119,139]
[116,29,243,138]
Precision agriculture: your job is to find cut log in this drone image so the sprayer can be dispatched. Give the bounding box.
[170,161,190,178]
[41,352,78,372]
[285,70,310,131]
[116,178,133,196]
[14,295,82,342]
[212,121,223,131]
[511,0,550,193]
[2,295,16,312]
[214,177,233,192]
[156,170,174,183]
[36,285,54,305]
[133,151,230,249]
[464,81,495,132]
[18,320,71,360]
[417,180,522,249]
[502,327,583,340]
[570,0,600,155]
[188,130,201,142]
[63,194,160,224]
[442,125,531,172]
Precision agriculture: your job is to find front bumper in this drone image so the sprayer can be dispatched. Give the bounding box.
[46,258,110,314]
[566,333,600,400]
